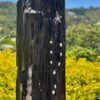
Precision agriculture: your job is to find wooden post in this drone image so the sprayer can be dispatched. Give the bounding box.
[16,0,66,100]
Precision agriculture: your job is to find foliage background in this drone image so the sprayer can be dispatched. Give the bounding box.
[0,2,100,100]
[0,2,16,50]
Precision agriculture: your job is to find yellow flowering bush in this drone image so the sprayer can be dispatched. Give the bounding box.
[66,57,100,100]
[0,49,100,100]
[0,49,17,100]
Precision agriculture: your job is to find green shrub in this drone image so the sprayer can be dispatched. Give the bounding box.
[66,46,97,61]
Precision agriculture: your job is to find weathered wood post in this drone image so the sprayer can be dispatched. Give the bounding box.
[16,0,66,100]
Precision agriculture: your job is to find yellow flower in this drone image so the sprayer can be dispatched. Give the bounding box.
[66,57,100,100]
[0,49,17,100]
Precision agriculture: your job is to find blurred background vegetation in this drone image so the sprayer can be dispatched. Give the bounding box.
[0,2,100,100]
[0,2,100,61]
[66,6,100,61]
[0,2,16,50]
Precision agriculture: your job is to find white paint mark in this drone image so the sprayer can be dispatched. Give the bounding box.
[50,40,53,44]
[59,43,63,47]
[50,50,53,54]
[58,62,61,66]
[50,60,53,65]
[53,70,56,75]
[52,90,55,95]
[60,52,63,56]
[54,84,57,89]
[38,83,41,86]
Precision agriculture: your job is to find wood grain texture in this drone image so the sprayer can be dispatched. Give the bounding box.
[16,0,65,100]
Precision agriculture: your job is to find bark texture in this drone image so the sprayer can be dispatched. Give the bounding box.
[16,0,65,100]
